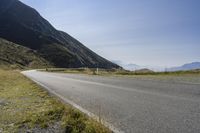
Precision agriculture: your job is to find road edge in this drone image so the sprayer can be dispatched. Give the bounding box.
[21,70,124,133]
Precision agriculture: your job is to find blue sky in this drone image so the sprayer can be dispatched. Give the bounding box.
[20,0,200,67]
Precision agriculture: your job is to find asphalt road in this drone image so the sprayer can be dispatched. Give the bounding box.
[22,70,200,133]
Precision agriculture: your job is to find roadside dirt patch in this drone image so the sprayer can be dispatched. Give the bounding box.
[18,122,65,133]
[0,99,8,107]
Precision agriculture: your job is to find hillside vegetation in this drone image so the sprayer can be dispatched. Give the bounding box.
[0,38,52,69]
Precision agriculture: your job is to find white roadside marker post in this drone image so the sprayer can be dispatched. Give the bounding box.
[96,67,99,75]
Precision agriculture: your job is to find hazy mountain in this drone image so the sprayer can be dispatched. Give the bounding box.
[112,60,155,71]
[123,64,142,71]
[135,68,154,73]
[0,0,119,68]
[111,60,141,70]
[167,62,200,71]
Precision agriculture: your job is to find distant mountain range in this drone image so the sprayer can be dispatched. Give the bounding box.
[122,64,164,71]
[111,61,143,70]
[0,0,119,69]
[167,62,200,71]
[113,60,200,72]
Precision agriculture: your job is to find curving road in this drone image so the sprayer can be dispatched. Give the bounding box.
[22,70,200,133]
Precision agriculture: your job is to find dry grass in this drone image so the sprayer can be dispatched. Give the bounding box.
[0,69,111,133]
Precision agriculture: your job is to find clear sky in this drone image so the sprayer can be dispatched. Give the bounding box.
[20,0,200,67]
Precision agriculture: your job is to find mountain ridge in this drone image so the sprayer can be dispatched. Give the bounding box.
[0,0,120,68]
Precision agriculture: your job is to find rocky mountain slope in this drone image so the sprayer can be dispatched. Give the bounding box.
[0,0,119,68]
